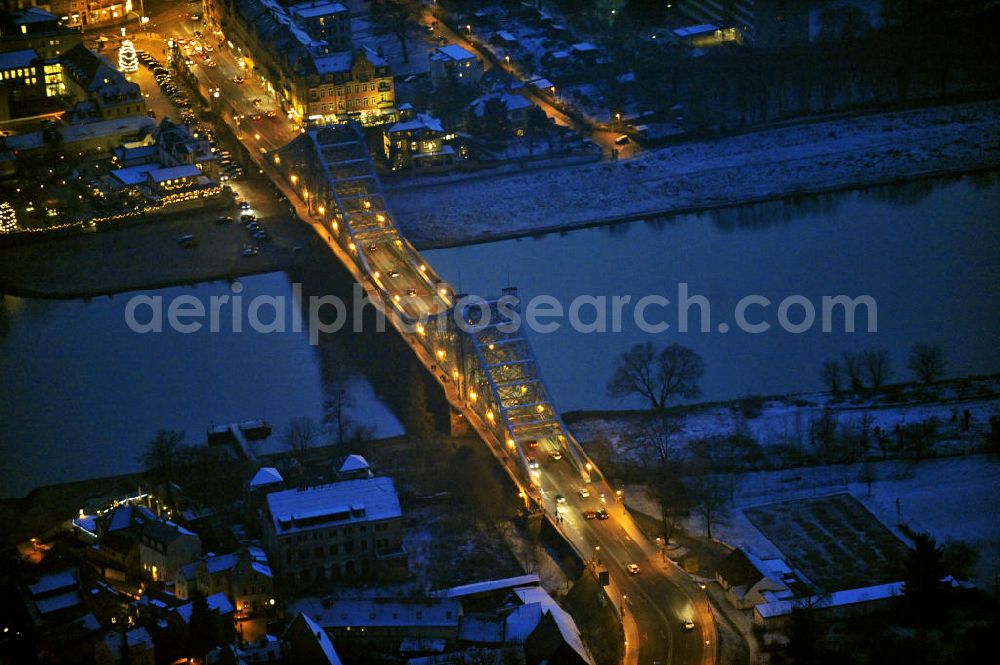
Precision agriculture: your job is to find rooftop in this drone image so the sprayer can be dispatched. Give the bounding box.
[430,574,541,599]
[0,48,39,70]
[674,24,721,38]
[28,570,78,597]
[338,454,370,473]
[290,1,348,19]
[431,44,477,63]
[290,597,460,628]
[266,476,402,535]
[250,466,285,488]
[148,164,203,183]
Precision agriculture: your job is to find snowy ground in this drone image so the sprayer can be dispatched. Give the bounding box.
[388,100,1000,247]
[626,455,1000,593]
[570,377,1000,463]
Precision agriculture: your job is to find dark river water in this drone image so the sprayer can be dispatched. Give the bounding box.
[424,174,1000,412]
[2,174,999,496]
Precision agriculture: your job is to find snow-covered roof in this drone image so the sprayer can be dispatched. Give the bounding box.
[250,466,284,488]
[207,592,234,615]
[510,586,592,664]
[149,164,202,183]
[496,30,517,43]
[458,614,504,643]
[265,476,402,535]
[431,574,540,598]
[431,44,476,63]
[673,24,720,38]
[528,77,555,91]
[28,570,77,596]
[299,613,343,665]
[290,597,460,628]
[36,590,84,614]
[314,51,353,74]
[387,113,444,135]
[469,92,534,117]
[570,42,599,52]
[755,581,904,619]
[0,49,39,70]
[338,454,370,473]
[289,0,347,19]
[111,163,162,187]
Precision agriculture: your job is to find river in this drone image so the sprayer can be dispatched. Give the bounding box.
[424,173,1000,412]
[2,175,999,496]
[0,272,402,497]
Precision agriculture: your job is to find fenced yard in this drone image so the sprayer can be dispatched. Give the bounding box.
[744,493,909,592]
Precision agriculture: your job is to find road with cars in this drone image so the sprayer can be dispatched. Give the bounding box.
[123,4,717,665]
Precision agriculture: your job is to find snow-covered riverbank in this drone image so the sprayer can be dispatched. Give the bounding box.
[389,100,1000,248]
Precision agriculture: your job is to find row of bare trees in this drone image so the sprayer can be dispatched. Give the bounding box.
[821,343,947,393]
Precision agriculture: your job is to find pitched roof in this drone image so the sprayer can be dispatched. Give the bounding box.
[265,476,402,535]
[0,49,39,70]
[148,164,202,182]
[250,466,284,488]
[431,574,540,599]
[717,548,765,588]
[287,612,344,665]
[431,44,476,62]
[338,454,370,473]
[60,44,121,92]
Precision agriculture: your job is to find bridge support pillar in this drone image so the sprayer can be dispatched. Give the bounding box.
[448,407,471,437]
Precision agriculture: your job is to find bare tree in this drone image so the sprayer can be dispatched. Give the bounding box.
[860,348,891,389]
[690,472,728,539]
[371,0,415,63]
[322,373,356,446]
[859,460,877,497]
[653,462,692,544]
[138,429,188,507]
[821,359,843,393]
[607,342,704,410]
[908,343,946,384]
[283,416,318,456]
[627,411,681,465]
[842,352,865,391]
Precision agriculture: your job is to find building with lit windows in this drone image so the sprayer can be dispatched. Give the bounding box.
[429,44,483,89]
[0,6,82,59]
[215,0,396,124]
[60,43,145,120]
[261,475,408,588]
[66,0,137,29]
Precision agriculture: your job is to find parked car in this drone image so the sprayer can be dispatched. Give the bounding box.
[216,216,233,224]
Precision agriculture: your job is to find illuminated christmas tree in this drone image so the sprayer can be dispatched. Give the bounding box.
[119,39,138,73]
[0,202,16,234]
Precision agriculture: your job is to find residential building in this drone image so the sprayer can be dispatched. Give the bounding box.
[0,7,82,59]
[66,0,135,29]
[137,519,202,582]
[154,117,218,178]
[715,548,793,610]
[469,92,535,133]
[215,0,395,124]
[94,627,155,665]
[337,454,373,480]
[60,43,145,120]
[429,44,482,89]
[262,475,408,587]
[288,597,461,642]
[174,547,275,618]
[383,112,454,171]
[284,613,344,665]
[289,0,351,49]
[20,568,104,664]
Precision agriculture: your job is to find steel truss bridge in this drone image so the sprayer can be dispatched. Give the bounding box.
[269,123,596,501]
